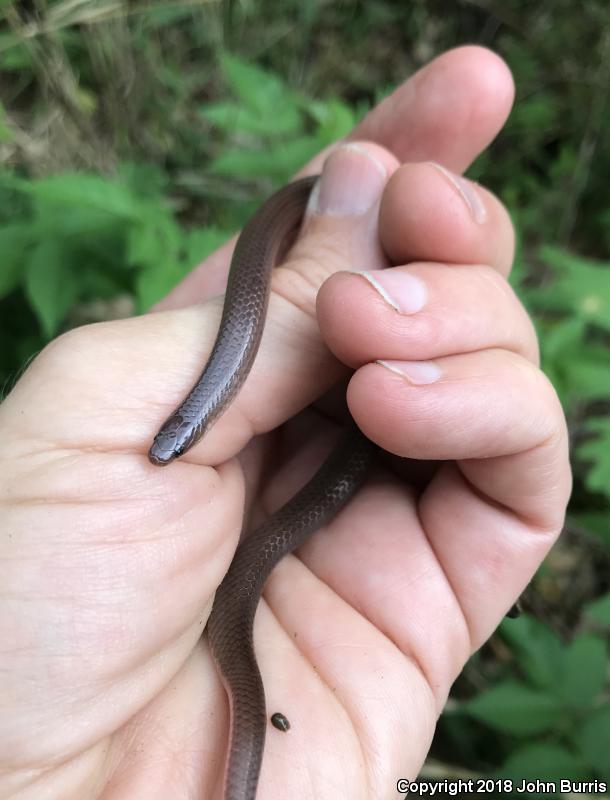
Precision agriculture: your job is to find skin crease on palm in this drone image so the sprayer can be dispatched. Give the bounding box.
[0,45,571,800]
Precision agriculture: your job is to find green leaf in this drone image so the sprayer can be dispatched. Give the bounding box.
[76,264,123,301]
[499,615,563,690]
[510,97,559,139]
[0,32,30,70]
[184,227,231,270]
[556,635,607,708]
[24,240,79,337]
[572,512,610,551]
[220,53,297,119]
[461,680,563,735]
[540,316,586,359]
[34,206,129,246]
[0,99,13,142]
[562,347,610,401]
[499,743,588,782]
[577,417,610,502]
[534,246,610,333]
[117,163,168,201]
[201,100,301,137]
[264,136,324,177]
[585,592,610,626]
[208,148,274,179]
[134,258,185,311]
[538,315,610,404]
[142,5,197,27]
[0,224,31,298]
[128,212,184,310]
[209,136,321,181]
[306,98,357,142]
[576,706,610,777]
[24,174,141,220]
[127,210,181,268]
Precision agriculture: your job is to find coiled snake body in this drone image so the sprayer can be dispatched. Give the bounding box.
[149,176,373,799]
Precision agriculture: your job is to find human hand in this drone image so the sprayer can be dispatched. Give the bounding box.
[0,46,570,800]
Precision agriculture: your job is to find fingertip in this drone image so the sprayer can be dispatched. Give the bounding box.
[441,45,515,116]
[422,46,516,164]
[356,45,515,172]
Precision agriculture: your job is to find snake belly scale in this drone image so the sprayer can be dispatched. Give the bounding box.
[149,176,374,799]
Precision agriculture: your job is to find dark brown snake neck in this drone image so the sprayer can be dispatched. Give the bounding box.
[149,176,373,799]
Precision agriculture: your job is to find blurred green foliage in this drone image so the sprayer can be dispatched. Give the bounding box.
[459,613,610,783]
[1,0,609,791]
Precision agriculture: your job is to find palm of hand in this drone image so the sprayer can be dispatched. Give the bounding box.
[0,382,459,798]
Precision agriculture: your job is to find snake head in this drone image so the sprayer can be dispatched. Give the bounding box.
[148,413,192,465]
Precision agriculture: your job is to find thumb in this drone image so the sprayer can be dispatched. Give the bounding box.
[0,145,397,471]
[296,141,398,285]
[196,142,399,461]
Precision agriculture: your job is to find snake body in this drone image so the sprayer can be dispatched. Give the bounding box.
[149,176,373,799]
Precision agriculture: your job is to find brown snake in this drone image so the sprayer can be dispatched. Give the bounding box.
[149,176,374,799]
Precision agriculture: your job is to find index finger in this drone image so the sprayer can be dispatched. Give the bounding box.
[157,46,514,311]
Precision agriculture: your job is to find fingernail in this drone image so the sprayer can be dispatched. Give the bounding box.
[426,161,487,224]
[376,359,441,384]
[349,269,427,314]
[308,143,387,217]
